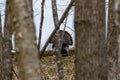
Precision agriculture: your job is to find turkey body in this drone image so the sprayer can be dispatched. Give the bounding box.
[51,30,73,55]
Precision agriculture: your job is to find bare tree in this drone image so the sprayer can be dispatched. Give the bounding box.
[8,0,41,80]
[75,0,108,80]
[52,0,64,79]
[38,0,45,53]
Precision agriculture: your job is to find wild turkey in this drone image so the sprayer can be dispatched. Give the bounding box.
[50,30,73,55]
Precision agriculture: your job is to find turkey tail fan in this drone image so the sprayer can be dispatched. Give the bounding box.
[50,30,73,45]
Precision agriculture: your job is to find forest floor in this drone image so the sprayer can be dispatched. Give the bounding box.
[13,49,75,80]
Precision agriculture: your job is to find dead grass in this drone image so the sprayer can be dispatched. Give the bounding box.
[13,50,75,80]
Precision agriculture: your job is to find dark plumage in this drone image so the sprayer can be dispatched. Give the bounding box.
[61,43,69,54]
[51,30,73,55]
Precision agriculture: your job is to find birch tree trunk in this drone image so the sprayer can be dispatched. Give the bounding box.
[75,0,107,80]
[107,0,118,80]
[8,0,41,80]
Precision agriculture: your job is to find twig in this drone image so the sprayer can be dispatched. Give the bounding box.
[61,13,68,45]
[12,68,19,80]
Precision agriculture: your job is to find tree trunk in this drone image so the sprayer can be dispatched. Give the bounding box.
[0,11,4,80]
[114,0,120,79]
[107,0,118,80]
[3,1,13,80]
[75,0,107,80]
[8,0,41,80]
[52,0,64,79]
[25,0,33,18]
